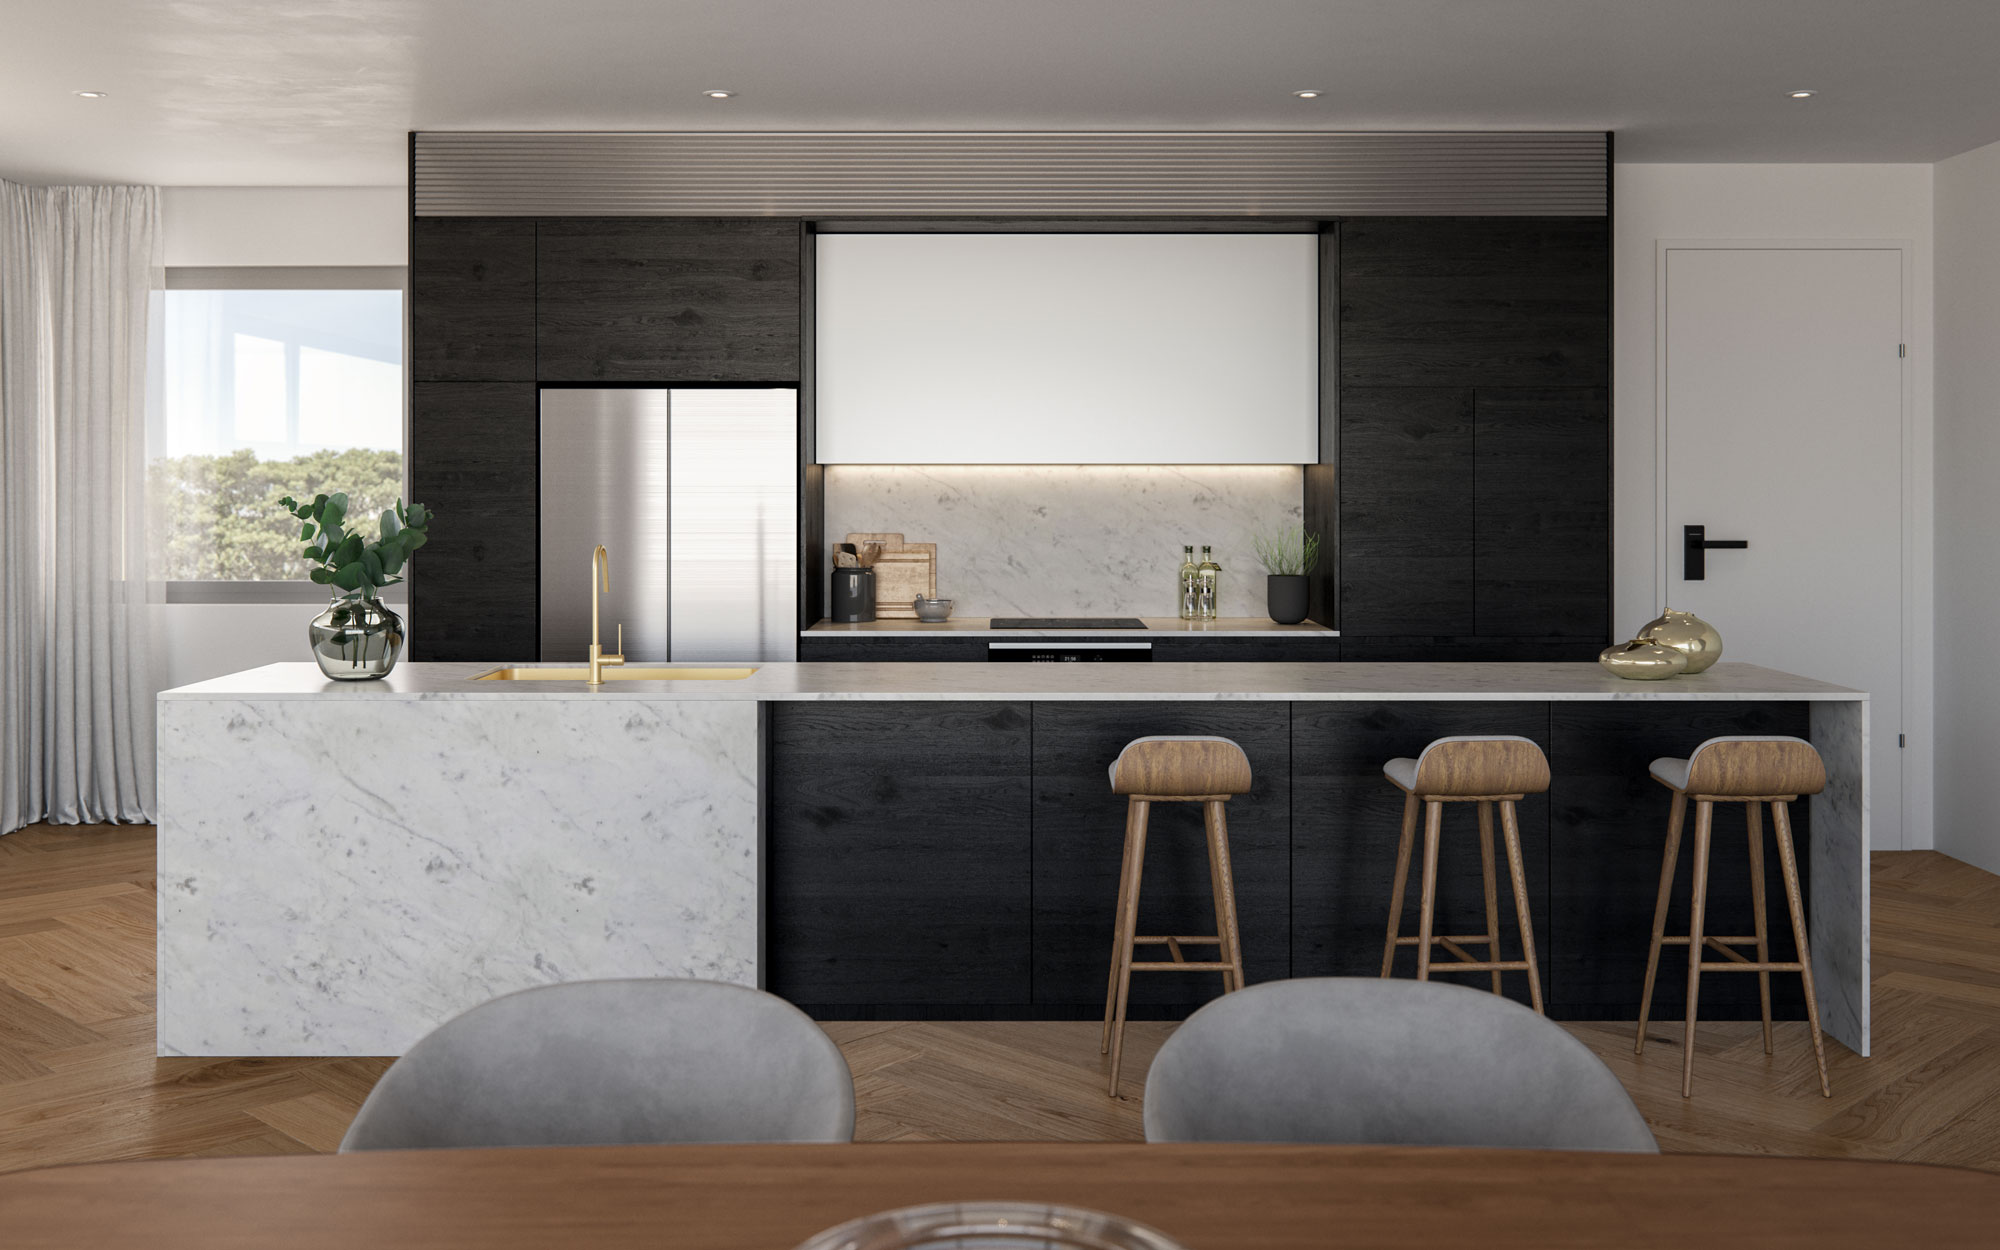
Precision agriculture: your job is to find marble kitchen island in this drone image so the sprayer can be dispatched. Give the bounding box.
[157,660,1868,1058]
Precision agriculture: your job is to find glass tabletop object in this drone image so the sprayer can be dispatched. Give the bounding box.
[793,1202,1188,1250]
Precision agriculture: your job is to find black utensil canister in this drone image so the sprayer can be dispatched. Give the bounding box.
[830,567,877,622]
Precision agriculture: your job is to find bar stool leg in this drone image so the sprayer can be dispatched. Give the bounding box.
[1100,798,1142,1056]
[1498,799,1545,1015]
[1203,799,1246,994]
[1771,800,1832,1098]
[1745,800,1774,1056]
[1682,800,1715,1098]
[1636,790,1687,1055]
[1382,793,1419,977]
[1106,800,1151,1098]
[1415,800,1444,983]
[1476,800,1503,996]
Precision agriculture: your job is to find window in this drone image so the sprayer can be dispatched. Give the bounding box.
[149,268,406,600]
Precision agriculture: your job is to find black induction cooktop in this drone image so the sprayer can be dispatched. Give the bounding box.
[989,617,1148,630]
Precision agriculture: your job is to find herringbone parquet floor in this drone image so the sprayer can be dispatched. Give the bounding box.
[2,824,1997,1172]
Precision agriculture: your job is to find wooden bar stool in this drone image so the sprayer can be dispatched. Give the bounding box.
[1100,735,1252,1099]
[1637,735,1831,1099]
[1380,736,1548,1013]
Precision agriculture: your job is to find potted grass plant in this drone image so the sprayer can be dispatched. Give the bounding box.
[1253,525,1321,625]
[281,492,434,680]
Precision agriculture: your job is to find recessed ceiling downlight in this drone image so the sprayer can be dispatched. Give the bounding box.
[1788,89,1817,99]
[703,89,734,99]
[1293,90,1322,99]
[73,90,109,99]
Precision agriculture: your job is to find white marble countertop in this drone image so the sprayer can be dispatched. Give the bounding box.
[804,616,1339,638]
[160,660,1866,703]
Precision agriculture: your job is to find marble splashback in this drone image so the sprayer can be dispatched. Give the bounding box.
[823,465,1305,618]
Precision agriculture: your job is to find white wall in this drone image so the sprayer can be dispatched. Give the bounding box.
[154,186,408,691]
[1613,163,1935,849]
[1933,140,2000,875]
[161,186,405,268]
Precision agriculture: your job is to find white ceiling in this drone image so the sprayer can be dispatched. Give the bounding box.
[5,0,2000,187]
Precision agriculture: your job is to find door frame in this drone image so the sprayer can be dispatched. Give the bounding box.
[1653,238,1921,849]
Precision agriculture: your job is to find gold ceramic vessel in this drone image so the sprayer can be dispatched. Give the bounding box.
[1598,639,1688,681]
[1637,608,1723,673]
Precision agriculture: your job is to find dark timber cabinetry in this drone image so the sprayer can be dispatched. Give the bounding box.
[767,698,1809,1022]
[409,217,803,660]
[1323,217,1611,654]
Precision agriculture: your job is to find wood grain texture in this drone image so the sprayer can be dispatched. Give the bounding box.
[1549,703,1814,1018]
[1404,737,1551,798]
[408,383,539,662]
[409,218,537,382]
[1338,216,1610,390]
[1032,703,1289,1013]
[1677,738,1829,799]
[1109,738,1253,798]
[535,218,801,382]
[9,1142,1994,1250]
[1472,387,1611,638]
[1336,636,1605,663]
[1290,702,1551,1006]
[4,827,2000,1172]
[795,637,989,663]
[766,703,1033,1009]
[1337,387,1474,637]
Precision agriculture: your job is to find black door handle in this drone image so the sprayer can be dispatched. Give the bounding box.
[1684,524,1748,580]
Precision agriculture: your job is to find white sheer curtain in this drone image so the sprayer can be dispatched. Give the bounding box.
[0,180,160,834]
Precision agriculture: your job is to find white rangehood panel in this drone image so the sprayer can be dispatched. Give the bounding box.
[815,233,1319,464]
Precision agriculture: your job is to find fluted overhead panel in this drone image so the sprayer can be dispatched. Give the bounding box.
[413,132,1606,218]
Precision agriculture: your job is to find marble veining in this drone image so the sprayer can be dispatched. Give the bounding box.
[1809,699,1869,1054]
[822,464,1304,619]
[161,660,1869,704]
[156,696,760,1056]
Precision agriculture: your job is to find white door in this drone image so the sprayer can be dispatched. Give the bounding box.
[1662,245,1905,845]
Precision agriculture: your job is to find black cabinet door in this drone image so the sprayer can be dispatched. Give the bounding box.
[1339,217,1610,390]
[795,637,989,663]
[1031,702,1290,1014]
[536,219,802,382]
[767,702,1032,1012]
[1147,637,1341,663]
[1291,702,1552,1010]
[1334,217,1611,650]
[1547,702,1811,1020]
[410,218,537,382]
[1337,387,1475,636]
[409,383,538,661]
[1473,388,1611,639]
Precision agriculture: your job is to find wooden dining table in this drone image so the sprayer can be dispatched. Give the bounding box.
[2,1142,1994,1249]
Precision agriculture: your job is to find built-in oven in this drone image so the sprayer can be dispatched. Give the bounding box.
[987,642,1153,663]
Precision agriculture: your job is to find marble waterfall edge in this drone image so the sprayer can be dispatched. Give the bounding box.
[156,696,761,1056]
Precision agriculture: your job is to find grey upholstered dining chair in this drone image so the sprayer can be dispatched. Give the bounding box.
[1142,977,1657,1152]
[339,978,855,1150]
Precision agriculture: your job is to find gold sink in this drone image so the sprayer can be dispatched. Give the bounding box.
[474,666,756,682]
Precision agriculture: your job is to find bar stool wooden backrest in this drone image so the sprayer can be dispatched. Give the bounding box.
[1101,735,1253,1099]
[1382,735,1551,1014]
[1637,735,1831,1099]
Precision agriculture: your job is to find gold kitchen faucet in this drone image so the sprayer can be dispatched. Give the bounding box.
[588,544,626,686]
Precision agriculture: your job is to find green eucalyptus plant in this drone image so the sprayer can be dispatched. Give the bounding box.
[280,492,433,603]
[1253,525,1322,577]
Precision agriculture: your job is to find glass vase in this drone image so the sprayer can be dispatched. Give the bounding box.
[309,596,404,681]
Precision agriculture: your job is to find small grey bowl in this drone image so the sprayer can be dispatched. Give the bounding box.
[913,597,953,623]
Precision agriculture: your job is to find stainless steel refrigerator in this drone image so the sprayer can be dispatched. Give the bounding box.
[538,388,797,663]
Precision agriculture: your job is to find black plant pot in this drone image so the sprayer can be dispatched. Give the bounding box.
[1266,574,1309,625]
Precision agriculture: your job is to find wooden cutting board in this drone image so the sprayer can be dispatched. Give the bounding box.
[843,533,935,618]
[869,546,936,617]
